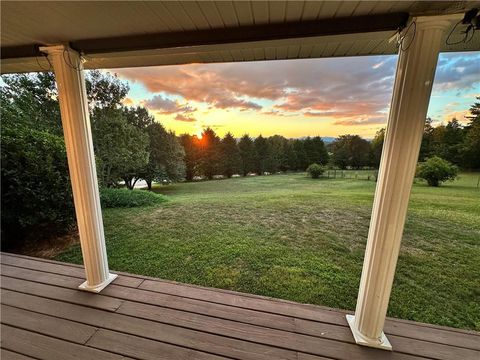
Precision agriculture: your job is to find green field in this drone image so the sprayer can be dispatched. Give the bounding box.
[57,172,480,330]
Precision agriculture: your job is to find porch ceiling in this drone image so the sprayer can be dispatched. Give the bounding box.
[1,1,479,73]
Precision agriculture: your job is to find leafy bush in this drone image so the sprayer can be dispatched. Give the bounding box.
[1,124,74,248]
[416,156,458,187]
[100,188,167,208]
[306,163,324,179]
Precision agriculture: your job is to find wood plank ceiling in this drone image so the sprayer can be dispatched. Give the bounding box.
[1,1,479,73]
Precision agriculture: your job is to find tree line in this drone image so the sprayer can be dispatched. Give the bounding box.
[180,130,329,180]
[368,105,480,171]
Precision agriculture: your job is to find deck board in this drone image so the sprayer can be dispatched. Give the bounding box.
[1,252,479,360]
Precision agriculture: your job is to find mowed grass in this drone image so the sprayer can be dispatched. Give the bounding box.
[56,172,480,330]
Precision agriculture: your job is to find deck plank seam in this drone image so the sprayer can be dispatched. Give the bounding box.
[136,278,146,288]
[0,347,42,360]
[83,326,101,345]
[1,318,90,346]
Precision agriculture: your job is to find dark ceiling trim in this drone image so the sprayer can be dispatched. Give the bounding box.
[1,12,408,60]
[1,44,43,60]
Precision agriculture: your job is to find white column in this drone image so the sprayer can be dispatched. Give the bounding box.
[346,15,456,350]
[40,45,117,292]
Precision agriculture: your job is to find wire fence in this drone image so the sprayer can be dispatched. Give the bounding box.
[323,171,480,188]
[323,169,379,182]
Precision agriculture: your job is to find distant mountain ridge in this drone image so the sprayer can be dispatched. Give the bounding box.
[238,136,368,143]
[320,137,335,143]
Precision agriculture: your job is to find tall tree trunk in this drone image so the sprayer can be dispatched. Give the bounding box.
[146,180,152,190]
[132,177,139,188]
[123,177,133,190]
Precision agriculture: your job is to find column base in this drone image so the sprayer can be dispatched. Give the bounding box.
[346,315,392,350]
[79,273,118,293]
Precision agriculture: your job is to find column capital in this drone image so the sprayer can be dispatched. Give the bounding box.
[39,44,78,56]
[411,13,462,31]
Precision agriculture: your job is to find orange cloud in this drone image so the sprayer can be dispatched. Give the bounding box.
[333,115,387,126]
[122,97,134,106]
[116,65,267,112]
[442,109,471,124]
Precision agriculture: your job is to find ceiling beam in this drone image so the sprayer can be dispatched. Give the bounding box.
[1,12,408,60]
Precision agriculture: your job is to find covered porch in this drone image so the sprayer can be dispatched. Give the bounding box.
[2,252,479,360]
[1,1,479,357]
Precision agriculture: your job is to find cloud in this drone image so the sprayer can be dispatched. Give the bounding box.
[334,115,387,126]
[262,109,298,117]
[441,109,471,124]
[113,52,478,129]
[372,60,386,69]
[116,56,397,123]
[143,94,195,114]
[174,114,196,122]
[214,97,262,111]
[303,110,335,117]
[143,94,197,122]
[116,65,271,112]
[432,52,480,93]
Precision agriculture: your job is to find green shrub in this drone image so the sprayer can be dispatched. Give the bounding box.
[100,187,167,208]
[1,124,74,248]
[306,163,324,179]
[416,156,458,187]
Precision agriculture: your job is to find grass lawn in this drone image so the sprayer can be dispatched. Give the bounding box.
[56,172,480,330]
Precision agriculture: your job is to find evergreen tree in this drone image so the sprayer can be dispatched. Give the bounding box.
[266,135,286,173]
[293,139,309,170]
[370,128,385,168]
[199,128,221,179]
[179,134,200,181]
[281,141,298,171]
[238,135,256,176]
[304,136,329,165]
[419,117,435,161]
[462,97,480,169]
[254,135,270,174]
[443,118,465,164]
[220,132,242,177]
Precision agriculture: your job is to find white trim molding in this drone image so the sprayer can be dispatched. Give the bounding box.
[40,44,117,293]
[347,15,456,350]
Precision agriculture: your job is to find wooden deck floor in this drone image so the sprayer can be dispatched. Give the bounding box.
[1,252,479,360]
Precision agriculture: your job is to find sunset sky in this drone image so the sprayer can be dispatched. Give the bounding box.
[111,51,480,139]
